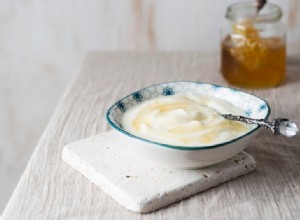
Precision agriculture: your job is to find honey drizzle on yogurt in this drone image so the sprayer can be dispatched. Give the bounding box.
[122,94,250,146]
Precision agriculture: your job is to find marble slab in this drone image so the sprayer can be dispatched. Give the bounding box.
[62,130,256,213]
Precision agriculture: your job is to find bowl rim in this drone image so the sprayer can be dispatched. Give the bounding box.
[106,81,271,151]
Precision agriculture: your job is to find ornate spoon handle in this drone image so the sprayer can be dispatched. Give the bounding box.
[222,114,298,137]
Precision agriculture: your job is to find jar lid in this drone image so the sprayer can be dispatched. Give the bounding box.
[226,2,282,23]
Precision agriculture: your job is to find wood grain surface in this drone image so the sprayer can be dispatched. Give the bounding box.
[2,52,300,219]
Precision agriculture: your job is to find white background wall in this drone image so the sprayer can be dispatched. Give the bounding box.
[0,0,299,213]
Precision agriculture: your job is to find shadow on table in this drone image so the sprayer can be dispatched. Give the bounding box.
[248,133,300,186]
[285,55,300,85]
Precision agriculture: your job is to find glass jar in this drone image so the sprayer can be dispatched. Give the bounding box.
[221,2,286,88]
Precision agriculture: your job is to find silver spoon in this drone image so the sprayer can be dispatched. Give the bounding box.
[222,114,298,137]
[197,104,298,137]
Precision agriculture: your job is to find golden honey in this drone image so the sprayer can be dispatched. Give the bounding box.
[221,22,285,88]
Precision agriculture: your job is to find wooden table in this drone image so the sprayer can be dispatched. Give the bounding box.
[2,52,300,219]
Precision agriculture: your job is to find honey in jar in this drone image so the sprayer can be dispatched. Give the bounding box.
[221,3,286,89]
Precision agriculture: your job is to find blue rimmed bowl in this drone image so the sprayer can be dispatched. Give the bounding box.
[106,81,270,169]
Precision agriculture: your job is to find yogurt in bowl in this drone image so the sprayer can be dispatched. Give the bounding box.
[122,94,252,146]
[106,81,270,169]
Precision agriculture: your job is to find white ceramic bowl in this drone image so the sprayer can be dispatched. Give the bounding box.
[106,81,270,169]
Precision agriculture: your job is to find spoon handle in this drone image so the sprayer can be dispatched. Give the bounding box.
[255,0,267,14]
[222,114,298,137]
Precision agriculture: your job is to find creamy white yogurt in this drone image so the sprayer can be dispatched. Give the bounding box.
[122,94,251,146]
